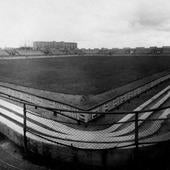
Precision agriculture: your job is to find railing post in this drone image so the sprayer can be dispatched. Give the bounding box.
[23,103,27,151]
[134,111,139,167]
[53,111,57,117]
[77,120,80,125]
[135,112,139,151]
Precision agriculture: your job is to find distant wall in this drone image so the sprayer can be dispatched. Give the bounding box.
[0,55,79,60]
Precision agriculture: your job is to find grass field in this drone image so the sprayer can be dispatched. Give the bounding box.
[0,55,170,95]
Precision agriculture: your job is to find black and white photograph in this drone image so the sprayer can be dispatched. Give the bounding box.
[0,0,169,169]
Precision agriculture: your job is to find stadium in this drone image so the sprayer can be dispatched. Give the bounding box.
[0,46,170,169]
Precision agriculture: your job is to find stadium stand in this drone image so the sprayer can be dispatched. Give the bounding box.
[0,49,10,56]
[16,49,45,56]
[5,49,19,56]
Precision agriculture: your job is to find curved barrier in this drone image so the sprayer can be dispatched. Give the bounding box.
[0,85,170,165]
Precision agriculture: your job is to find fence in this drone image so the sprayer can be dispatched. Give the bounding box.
[0,89,169,151]
[0,87,170,168]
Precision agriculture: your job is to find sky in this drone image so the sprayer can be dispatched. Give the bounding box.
[0,0,170,48]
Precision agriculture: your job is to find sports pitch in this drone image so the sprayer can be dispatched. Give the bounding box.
[0,55,170,95]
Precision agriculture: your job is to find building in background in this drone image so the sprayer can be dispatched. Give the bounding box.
[2,43,170,56]
[162,46,170,54]
[134,47,151,54]
[33,41,78,51]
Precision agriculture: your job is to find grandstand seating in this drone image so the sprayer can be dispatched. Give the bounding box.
[5,49,19,56]
[0,49,9,56]
[16,49,44,56]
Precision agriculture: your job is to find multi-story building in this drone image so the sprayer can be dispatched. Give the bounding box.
[122,48,131,54]
[110,48,121,54]
[33,41,77,51]
[149,47,163,54]
[134,47,151,54]
[80,48,100,55]
[162,46,170,54]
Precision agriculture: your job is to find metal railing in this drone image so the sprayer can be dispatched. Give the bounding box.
[0,90,169,150]
[0,89,169,170]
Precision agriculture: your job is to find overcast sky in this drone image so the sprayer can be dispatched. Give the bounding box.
[0,0,170,48]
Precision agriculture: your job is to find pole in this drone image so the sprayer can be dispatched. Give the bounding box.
[135,112,139,151]
[134,112,139,167]
[23,103,27,151]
